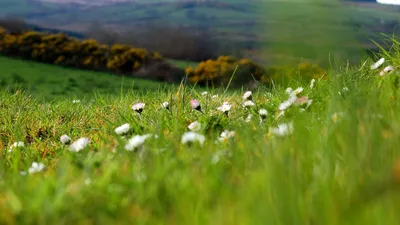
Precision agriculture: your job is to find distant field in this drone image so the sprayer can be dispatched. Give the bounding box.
[0,56,171,100]
[0,0,399,65]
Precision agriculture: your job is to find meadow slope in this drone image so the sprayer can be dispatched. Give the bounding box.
[0,56,173,101]
[1,0,399,65]
[1,47,400,224]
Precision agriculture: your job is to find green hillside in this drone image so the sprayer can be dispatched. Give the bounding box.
[0,56,170,100]
[1,0,399,65]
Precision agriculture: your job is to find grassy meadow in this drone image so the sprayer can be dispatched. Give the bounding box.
[1,40,400,224]
[0,56,172,101]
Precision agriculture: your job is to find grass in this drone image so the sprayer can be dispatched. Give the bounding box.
[1,38,400,224]
[0,56,172,101]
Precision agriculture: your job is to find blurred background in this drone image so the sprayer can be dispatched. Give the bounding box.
[0,0,399,97]
[1,0,398,65]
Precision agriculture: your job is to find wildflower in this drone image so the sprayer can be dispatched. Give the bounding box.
[132,102,145,114]
[243,100,255,108]
[190,99,202,112]
[306,99,313,108]
[295,96,309,106]
[8,141,24,152]
[212,95,218,99]
[338,87,349,96]
[269,122,294,137]
[28,162,45,174]
[162,101,169,110]
[259,108,268,120]
[245,114,252,123]
[201,91,208,96]
[211,151,223,164]
[72,99,80,104]
[332,112,345,123]
[188,121,201,132]
[217,101,232,115]
[379,65,394,76]
[181,132,206,146]
[293,87,304,95]
[115,123,130,135]
[69,137,90,152]
[211,150,231,165]
[60,134,71,145]
[279,93,297,111]
[276,110,285,119]
[243,91,252,100]
[310,79,316,89]
[285,87,293,94]
[370,57,385,70]
[218,130,235,142]
[124,134,151,151]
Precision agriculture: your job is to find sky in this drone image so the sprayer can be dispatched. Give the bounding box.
[377,0,400,5]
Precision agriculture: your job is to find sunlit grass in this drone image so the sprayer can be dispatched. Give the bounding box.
[1,44,400,224]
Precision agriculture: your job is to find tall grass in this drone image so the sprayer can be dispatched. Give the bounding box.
[1,43,400,224]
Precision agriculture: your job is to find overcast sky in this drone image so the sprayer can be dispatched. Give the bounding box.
[377,0,400,5]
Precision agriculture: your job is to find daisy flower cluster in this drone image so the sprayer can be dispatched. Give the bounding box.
[5,81,322,173]
[370,57,396,76]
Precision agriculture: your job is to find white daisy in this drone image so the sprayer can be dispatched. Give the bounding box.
[380,65,394,76]
[278,93,297,111]
[370,57,385,70]
[69,137,90,152]
[285,87,293,94]
[188,121,201,132]
[124,134,151,151]
[243,91,252,100]
[190,99,202,111]
[276,110,285,119]
[293,87,304,95]
[115,123,130,135]
[259,108,268,120]
[181,132,206,146]
[132,103,145,113]
[243,100,255,107]
[162,101,169,110]
[60,134,71,145]
[28,162,45,174]
[218,130,235,142]
[332,112,345,123]
[211,150,231,165]
[269,122,294,137]
[338,87,349,96]
[8,141,25,152]
[310,79,315,89]
[217,101,232,114]
[245,114,252,123]
[306,99,313,108]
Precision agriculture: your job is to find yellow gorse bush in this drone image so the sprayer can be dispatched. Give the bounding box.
[0,27,164,75]
[185,56,266,87]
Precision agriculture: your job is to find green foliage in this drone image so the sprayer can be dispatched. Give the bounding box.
[0,28,170,79]
[185,56,266,87]
[0,56,169,101]
[1,48,400,224]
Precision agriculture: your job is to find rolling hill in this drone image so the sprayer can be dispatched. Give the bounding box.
[0,0,399,65]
